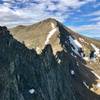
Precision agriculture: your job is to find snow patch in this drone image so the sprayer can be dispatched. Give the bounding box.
[74,39,82,48]
[91,71,100,79]
[51,22,55,29]
[71,53,77,58]
[90,57,96,62]
[83,57,90,61]
[71,53,74,56]
[45,27,59,45]
[70,70,75,75]
[76,62,79,66]
[96,83,100,88]
[69,36,82,48]
[83,81,89,89]
[69,36,82,56]
[91,43,100,56]
[29,89,35,94]
[57,58,61,64]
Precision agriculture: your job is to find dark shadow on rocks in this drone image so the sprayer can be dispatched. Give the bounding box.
[0,26,100,100]
[56,22,87,66]
[55,50,100,100]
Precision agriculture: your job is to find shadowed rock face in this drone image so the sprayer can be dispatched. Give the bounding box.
[0,26,100,100]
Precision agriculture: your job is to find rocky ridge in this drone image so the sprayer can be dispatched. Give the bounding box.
[0,20,100,100]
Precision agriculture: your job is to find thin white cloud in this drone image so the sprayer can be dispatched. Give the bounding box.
[90,17,100,21]
[97,22,100,25]
[86,10,100,16]
[68,22,100,37]
[0,0,97,27]
[93,2,100,8]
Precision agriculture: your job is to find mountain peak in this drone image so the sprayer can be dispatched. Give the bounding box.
[43,18,58,22]
[0,26,9,35]
[10,19,100,56]
[0,19,100,100]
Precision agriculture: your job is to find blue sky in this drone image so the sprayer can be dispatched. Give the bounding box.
[0,0,100,37]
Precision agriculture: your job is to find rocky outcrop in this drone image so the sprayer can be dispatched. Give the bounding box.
[0,26,100,100]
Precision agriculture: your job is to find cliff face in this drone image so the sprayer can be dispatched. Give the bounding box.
[0,26,100,100]
[0,26,77,100]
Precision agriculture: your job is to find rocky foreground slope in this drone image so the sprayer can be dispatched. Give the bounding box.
[0,19,100,100]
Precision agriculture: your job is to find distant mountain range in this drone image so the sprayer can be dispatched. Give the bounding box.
[94,37,100,40]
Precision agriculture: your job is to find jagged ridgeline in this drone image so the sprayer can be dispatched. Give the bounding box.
[0,21,100,100]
